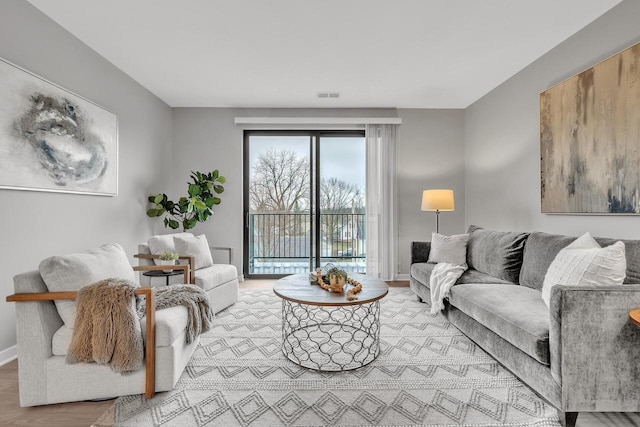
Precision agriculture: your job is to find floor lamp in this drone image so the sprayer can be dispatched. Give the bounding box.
[421,189,455,234]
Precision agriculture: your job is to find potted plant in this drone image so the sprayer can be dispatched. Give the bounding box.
[158,250,179,272]
[146,170,225,231]
[327,267,348,292]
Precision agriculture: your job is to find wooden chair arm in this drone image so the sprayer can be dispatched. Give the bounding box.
[133,255,195,284]
[6,287,157,399]
[133,264,191,284]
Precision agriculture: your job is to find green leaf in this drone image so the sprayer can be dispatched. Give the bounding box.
[154,194,163,204]
[217,176,226,184]
[168,219,179,229]
[212,197,221,205]
[194,199,207,210]
[212,170,219,180]
[184,218,197,230]
[148,195,156,203]
[213,185,224,194]
[146,208,163,217]
[205,197,215,208]
[188,184,201,197]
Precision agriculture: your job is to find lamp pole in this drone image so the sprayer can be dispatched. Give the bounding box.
[435,210,440,234]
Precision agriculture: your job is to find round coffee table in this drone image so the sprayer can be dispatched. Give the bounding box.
[273,273,388,371]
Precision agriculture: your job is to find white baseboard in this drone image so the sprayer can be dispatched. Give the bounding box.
[394,273,410,281]
[0,345,17,367]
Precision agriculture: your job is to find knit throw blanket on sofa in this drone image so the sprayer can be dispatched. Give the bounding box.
[66,279,213,373]
[429,262,467,314]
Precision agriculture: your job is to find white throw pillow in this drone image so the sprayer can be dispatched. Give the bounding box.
[174,234,214,270]
[541,232,626,307]
[147,232,193,265]
[39,243,137,328]
[427,232,469,266]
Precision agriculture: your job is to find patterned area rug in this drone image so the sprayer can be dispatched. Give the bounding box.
[94,288,561,426]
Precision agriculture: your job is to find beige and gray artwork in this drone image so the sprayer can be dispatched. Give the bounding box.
[540,42,640,214]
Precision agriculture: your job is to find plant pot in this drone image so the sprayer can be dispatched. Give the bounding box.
[328,274,346,292]
[157,259,176,272]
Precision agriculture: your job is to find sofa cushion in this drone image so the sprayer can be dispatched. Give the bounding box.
[520,232,640,291]
[541,233,626,307]
[466,226,529,284]
[410,263,511,290]
[427,232,469,266]
[448,284,550,365]
[39,243,137,328]
[52,305,189,355]
[195,264,238,292]
[148,232,193,265]
[174,234,214,270]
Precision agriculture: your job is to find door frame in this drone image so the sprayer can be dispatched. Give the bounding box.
[243,129,365,279]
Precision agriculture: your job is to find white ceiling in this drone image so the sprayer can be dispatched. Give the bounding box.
[26,0,621,109]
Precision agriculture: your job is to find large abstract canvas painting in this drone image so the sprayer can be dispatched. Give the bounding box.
[0,58,117,196]
[540,42,640,214]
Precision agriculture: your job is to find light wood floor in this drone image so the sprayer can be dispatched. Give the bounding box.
[0,279,637,426]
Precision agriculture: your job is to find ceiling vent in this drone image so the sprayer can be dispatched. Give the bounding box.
[317,91,340,99]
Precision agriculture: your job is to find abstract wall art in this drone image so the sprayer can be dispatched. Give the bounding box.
[540,42,640,214]
[0,57,117,196]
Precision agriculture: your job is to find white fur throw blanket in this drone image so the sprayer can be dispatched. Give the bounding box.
[67,279,213,373]
[430,263,467,314]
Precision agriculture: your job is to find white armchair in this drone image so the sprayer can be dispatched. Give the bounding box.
[136,232,239,314]
[6,243,196,406]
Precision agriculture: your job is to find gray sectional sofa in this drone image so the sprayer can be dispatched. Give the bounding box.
[410,226,640,426]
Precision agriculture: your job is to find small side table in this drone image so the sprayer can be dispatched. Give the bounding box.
[630,309,640,327]
[143,269,184,286]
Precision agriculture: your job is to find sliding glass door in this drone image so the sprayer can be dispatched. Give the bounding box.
[244,131,366,278]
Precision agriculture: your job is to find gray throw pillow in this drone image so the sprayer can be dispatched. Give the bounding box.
[466,225,529,284]
[427,232,469,266]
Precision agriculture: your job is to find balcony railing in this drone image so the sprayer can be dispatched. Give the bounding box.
[248,212,365,274]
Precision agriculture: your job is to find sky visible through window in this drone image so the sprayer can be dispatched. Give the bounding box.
[249,135,366,199]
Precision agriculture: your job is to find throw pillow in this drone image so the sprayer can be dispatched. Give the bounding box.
[39,243,137,328]
[541,232,626,307]
[147,233,193,265]
[174,234,214,270]
[466,225,529,284]
[427,232,469,266]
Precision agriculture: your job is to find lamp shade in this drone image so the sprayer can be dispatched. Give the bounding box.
[421,189,455,212]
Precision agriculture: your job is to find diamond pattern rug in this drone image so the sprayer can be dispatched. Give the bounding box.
[93,288,561,426]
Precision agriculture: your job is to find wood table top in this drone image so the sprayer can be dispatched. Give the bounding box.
[630,309,640,327]
[273,273,388,306]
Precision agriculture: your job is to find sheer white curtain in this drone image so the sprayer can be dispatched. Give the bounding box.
[365,124,397,280]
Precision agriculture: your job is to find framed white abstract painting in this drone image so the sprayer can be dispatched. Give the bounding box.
[0,57,118,196]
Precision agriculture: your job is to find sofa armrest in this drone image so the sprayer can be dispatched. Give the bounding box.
[549,284,640,412]
[210,246,233,265]
[411,241,431,264]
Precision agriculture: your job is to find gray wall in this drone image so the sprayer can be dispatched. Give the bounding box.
[397,109,465,275]
[465,0,640,239]
[0,0,173,356]
[171,108,465,277]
